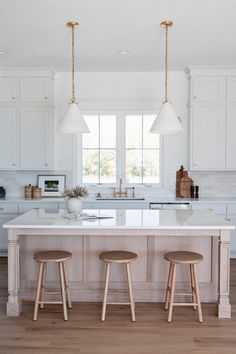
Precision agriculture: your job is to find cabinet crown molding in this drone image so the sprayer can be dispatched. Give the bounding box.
[185,66,236,78]
[0,67,55,79]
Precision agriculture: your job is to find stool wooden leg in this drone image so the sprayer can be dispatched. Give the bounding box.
[190,264,197,311]
[40,263,47,309]
[59,262,68,321]
[193,264,203,323]
[164,262,173,310]
[63,262,72,309]
[101,262,110,321]
[126,263,136,322]
[168,263,176,323]
[33,262,43,321]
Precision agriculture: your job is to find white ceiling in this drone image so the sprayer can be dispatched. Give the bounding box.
[0,0,235,72]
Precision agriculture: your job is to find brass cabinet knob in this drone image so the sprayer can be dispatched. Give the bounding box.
[12,163,16,166]
[0,208,4,210]
[207,208,213,212]
[45,96,48,100]
[194,96,198,99]
[12,97,15,100]
[45,163,48,166]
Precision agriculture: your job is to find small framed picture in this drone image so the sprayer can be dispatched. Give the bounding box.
[37,175,66,198]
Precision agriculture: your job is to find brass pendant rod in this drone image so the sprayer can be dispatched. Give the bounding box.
[164,24,168,103]
[71,24,75,104]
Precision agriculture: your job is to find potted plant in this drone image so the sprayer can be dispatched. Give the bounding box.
[63,186,89,214]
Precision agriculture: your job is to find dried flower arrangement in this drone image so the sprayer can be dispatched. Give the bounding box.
[63,186,89,199]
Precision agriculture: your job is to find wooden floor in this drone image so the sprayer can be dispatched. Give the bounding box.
[1,258,236,354]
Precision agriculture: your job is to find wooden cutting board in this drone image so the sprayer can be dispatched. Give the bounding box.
[176,165,188,198]
[179,176,193,198]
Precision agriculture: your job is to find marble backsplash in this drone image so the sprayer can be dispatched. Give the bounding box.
[189,172,236,198]
[0,170,73,197]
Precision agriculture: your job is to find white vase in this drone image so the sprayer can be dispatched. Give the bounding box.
[66,198,82,214]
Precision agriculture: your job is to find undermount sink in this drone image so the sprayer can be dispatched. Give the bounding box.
[96,197,145,201]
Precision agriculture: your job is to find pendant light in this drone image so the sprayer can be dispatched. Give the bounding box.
[150,21,183,134]
[58,22,90,134]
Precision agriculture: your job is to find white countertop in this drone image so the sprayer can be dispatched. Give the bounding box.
[3,208,234,230]
[1,196,236,203]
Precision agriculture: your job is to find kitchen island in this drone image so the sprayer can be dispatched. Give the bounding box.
[4,208,234,318]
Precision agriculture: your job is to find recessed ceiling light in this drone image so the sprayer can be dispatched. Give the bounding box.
[119,50,130,55]
[0,51,7,55]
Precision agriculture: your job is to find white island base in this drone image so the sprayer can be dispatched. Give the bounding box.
[4,209,234,318]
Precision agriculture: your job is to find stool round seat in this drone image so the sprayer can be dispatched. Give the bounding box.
[164,251,203,264]
[99,251,137,263]
[34,250,72,263]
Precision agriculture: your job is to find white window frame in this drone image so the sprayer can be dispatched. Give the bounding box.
[74,110,163,189]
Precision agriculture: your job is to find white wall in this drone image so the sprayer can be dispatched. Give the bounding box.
[55,71,188,195]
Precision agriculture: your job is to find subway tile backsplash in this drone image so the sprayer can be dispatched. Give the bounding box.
[189,172,236,197]
[0,171,73,197]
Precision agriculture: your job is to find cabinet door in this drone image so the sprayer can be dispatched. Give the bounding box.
[192,77,226,102]
[0,78,17,102]
[0,214,18,254]
[20,107,53,169]
[226,105,236,169]
[226,215,236,257]
[227,77,236,102]
[20,78,49,103]
[191,105,225,170]
[0,106,18,169]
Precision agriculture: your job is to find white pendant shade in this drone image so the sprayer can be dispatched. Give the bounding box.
[58,103,90,134]
[149,102,183,134]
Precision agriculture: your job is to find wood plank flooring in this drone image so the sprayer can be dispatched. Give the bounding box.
[1,257,236,354]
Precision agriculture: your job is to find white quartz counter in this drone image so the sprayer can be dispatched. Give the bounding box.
[2,196,236,203]
[4,208,234,230]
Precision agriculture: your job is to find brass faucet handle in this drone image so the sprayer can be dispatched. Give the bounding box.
[109,187,117,198]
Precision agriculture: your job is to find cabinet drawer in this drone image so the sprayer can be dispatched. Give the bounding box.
[0,203,18,214]
[19,202,58,214]
[191,203,226,215]
[227,204,236,215]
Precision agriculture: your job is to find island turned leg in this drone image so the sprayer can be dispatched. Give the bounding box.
[7,229,22,316]
[217,229,231,318]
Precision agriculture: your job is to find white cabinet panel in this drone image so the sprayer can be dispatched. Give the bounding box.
[0,203,18,214]
[0,78,17,102]
[226,105,236,169]
[19,202,58,214]
[20,78,49,103]
[191,202,226,215]
[0,106,18,169]
[191,105,225,170]
[20,107,52,169]
[192,77,226,102]
[227,77,236,102]
[0,214,18,253]
[226,215,236,257]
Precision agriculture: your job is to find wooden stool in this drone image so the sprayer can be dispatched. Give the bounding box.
[33,250,72,321]
[99,251,137,322]
[164,251,203,323]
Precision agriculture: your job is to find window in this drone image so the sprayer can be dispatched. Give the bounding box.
[81,113,160,185]
[82,114,116,184]
[126,115,160,184]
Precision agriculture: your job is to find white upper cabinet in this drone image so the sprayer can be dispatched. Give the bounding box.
[20,107,53,169]
[192,77,226,103]
[0,106,18,169]
[187,67,236,171]
[227,77,236,102]
[0,78,17,102]
[191,105,225,170]
[0,70,54,170]
[226,105,236,169]
[20,78,50,103]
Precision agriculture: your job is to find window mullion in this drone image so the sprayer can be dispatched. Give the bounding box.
[116,112,125,185]
[98,114,101,184]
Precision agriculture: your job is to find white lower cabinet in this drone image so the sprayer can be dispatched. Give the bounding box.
[0,214,18,255]
[227,215,236,258]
